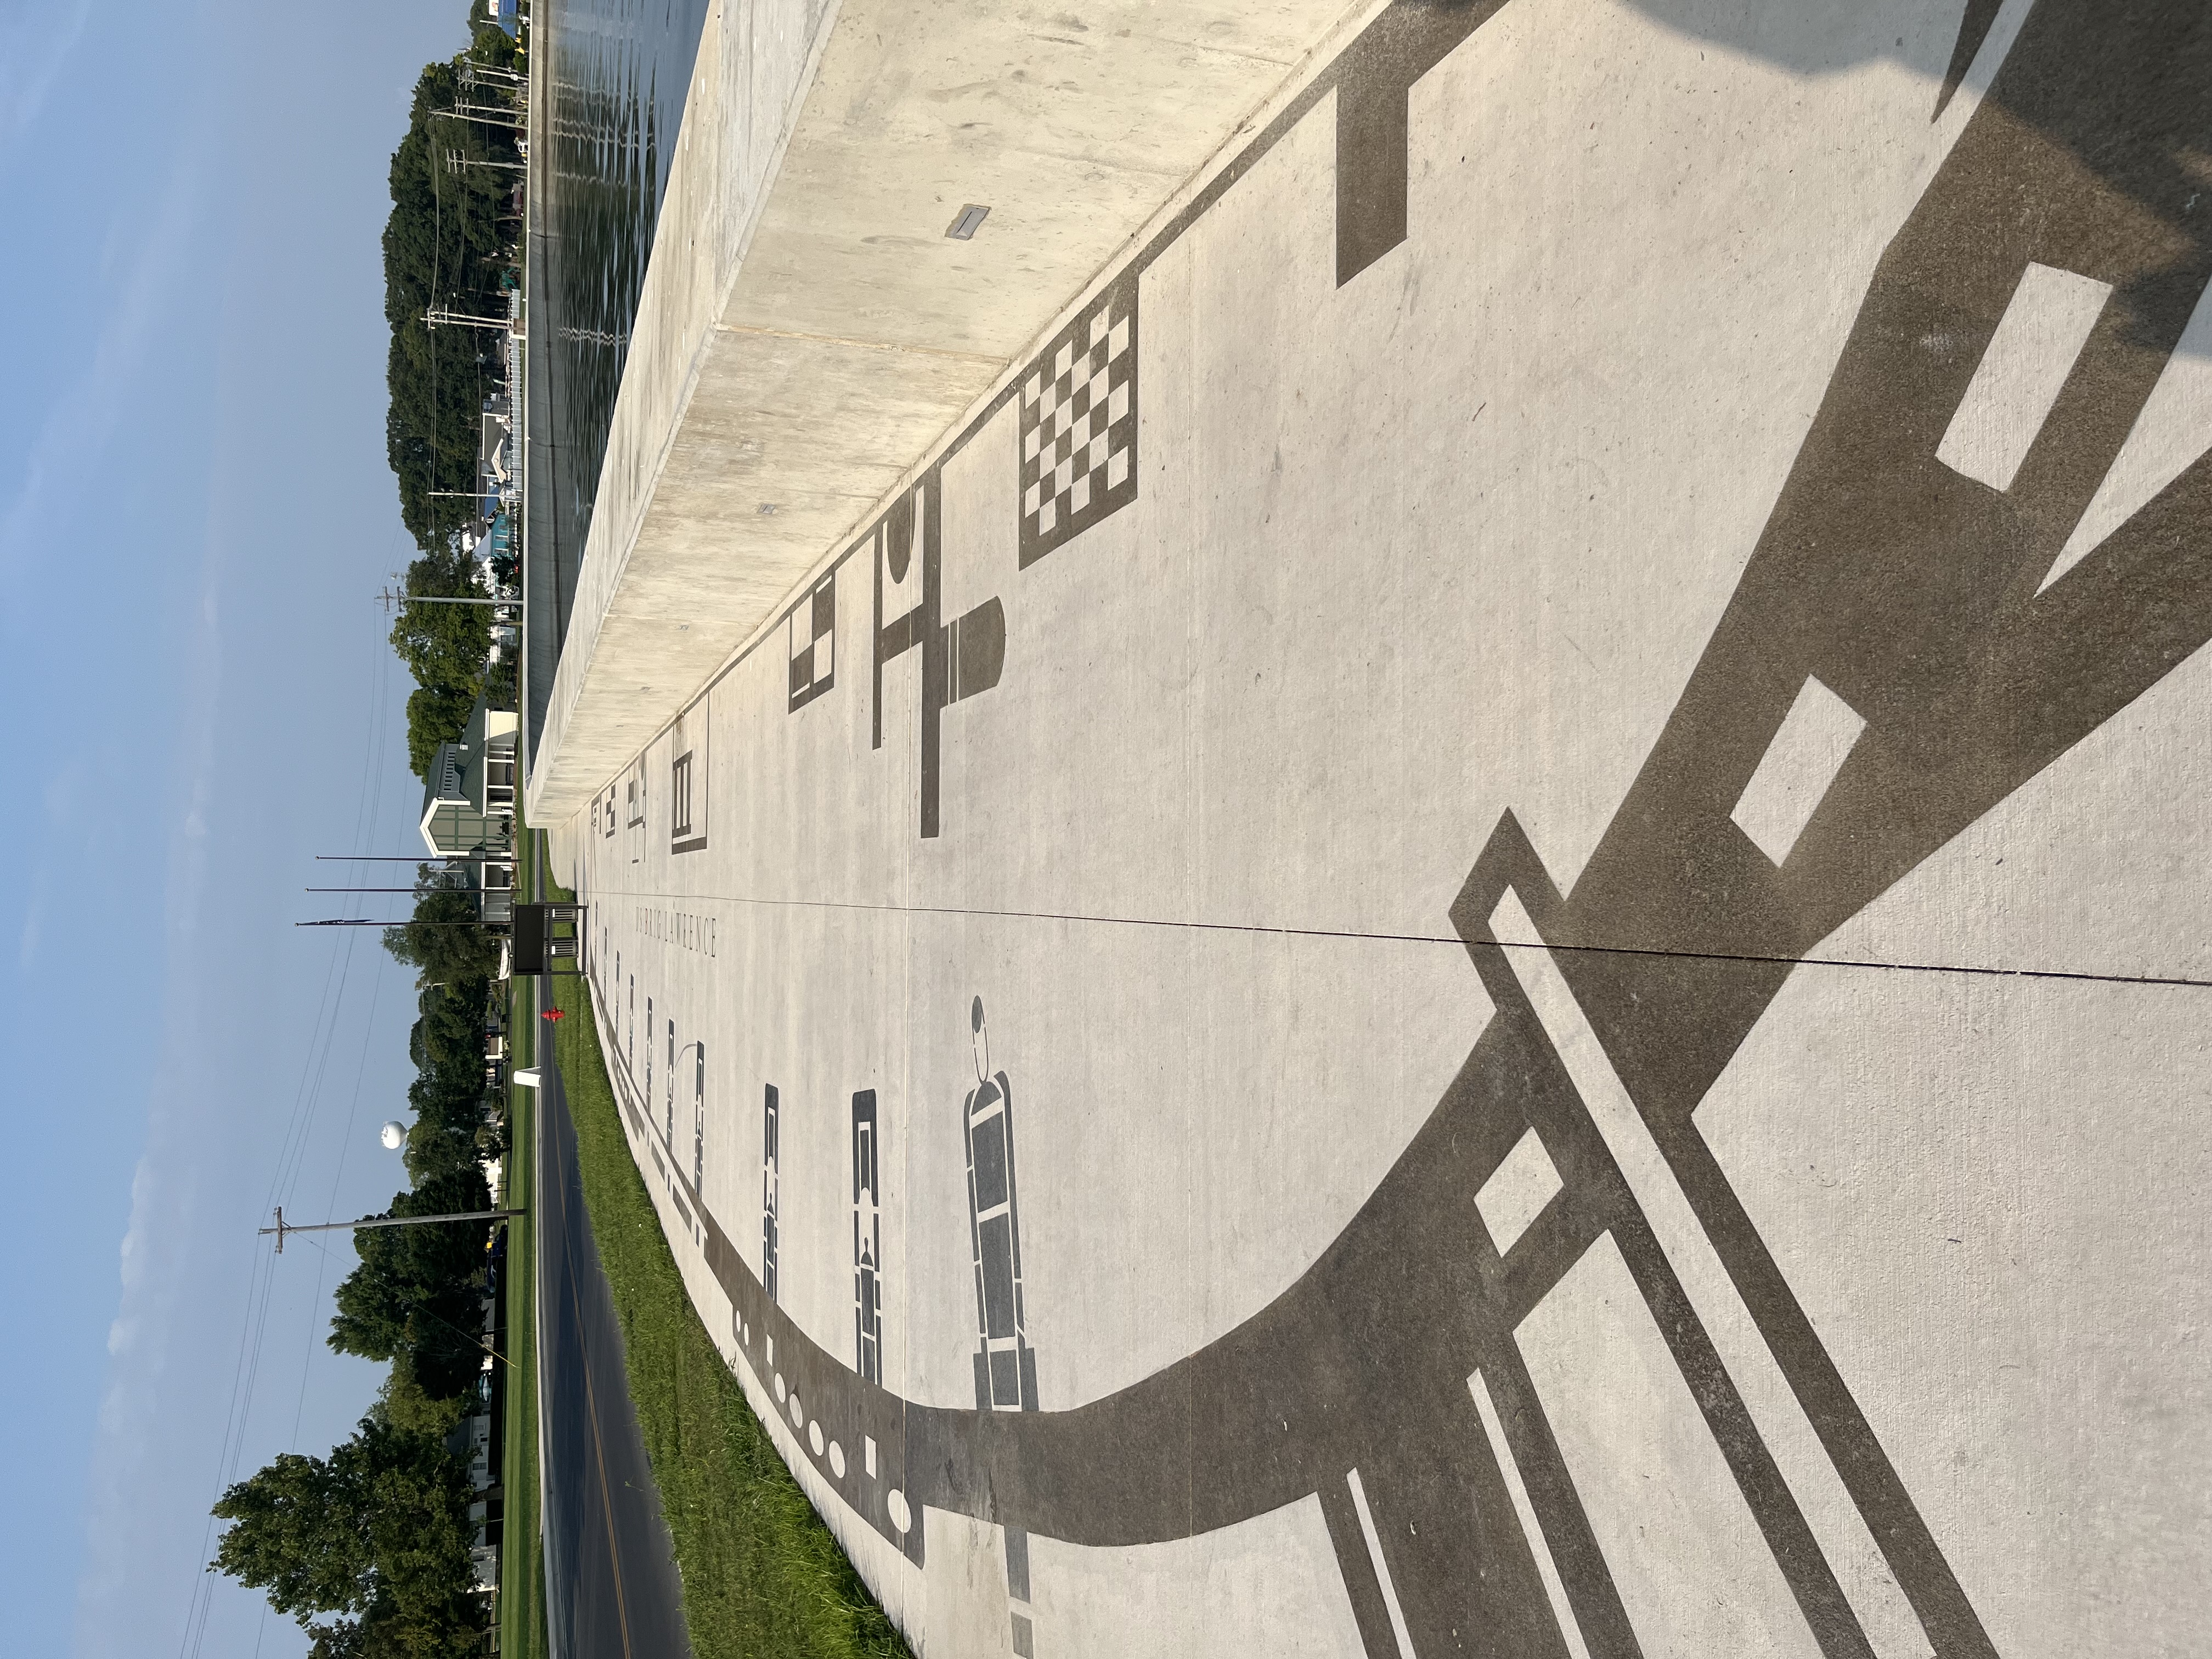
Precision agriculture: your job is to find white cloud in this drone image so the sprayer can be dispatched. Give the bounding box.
[0,0,94,145]
[0,146,206,592]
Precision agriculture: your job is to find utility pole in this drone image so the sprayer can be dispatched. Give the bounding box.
[425,304,514,331]
[296,918,491,928]
[379,586,518,611]
[435,104,526,132]
[445,149,526,176]
[261,1204,523,1253]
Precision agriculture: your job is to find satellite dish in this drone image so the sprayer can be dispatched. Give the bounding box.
[381,1120,407,1151]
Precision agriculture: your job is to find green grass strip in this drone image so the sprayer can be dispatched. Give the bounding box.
[540,862,915,1659]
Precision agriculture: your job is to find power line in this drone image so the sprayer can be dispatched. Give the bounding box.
[190,32,531,1654]
[283,667,401,1449]
[585,881,2212,995]
[182,580,409,1658]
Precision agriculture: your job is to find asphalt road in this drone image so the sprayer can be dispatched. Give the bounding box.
[533,855,692,1659]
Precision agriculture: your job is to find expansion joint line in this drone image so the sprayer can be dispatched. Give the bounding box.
[599,887,2212,992]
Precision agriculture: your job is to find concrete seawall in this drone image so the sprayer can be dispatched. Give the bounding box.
[527,0,1378,822]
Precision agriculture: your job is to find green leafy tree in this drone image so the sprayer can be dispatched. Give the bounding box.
[405,685,476,778]
[400,975,507,1193]
[402,1098,484,1190]
[382,881,500,988]
[483,650,518,713]
[391,552,492,693]
[377,1365,467,1439]
[416,980,492,1069]
[383,49,526,553]
[212,1411,478,1658]
[212,1449,379,1623]
[381,32,525,772]
[394,550,494,780]
[327,1170,494,1399]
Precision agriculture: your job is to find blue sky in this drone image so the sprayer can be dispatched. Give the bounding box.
[0,3,486,1654]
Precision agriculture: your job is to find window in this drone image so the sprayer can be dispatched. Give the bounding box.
[670,752,694,839]
[628,763,646,865]
[670,709,708,854]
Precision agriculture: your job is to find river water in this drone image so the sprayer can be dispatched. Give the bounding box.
[523,0,712,759]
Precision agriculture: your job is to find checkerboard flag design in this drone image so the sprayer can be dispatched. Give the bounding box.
[787,572,834,711]
[1018,280,1137,567]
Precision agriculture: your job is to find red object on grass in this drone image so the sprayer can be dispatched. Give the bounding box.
[541,1008,565,1022]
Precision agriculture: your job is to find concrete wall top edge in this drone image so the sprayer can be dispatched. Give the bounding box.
[527,0,1382,823]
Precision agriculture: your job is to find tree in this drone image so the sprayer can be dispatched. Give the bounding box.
[383,46,526,554]
[416,980,491,1069]
[393,549,492,780]
[405,685,475,778]
[328,1169,495,1399]
[390,550,493,694]
[401,1096,483,1191]
[212,1411,477,1658]
[382,881,500,988]
[212,1449,378,1623]
[377,1365,467,1439]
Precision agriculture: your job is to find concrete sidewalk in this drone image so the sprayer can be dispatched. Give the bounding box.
[539,2,2212,1656]
[524,0,1384,821]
